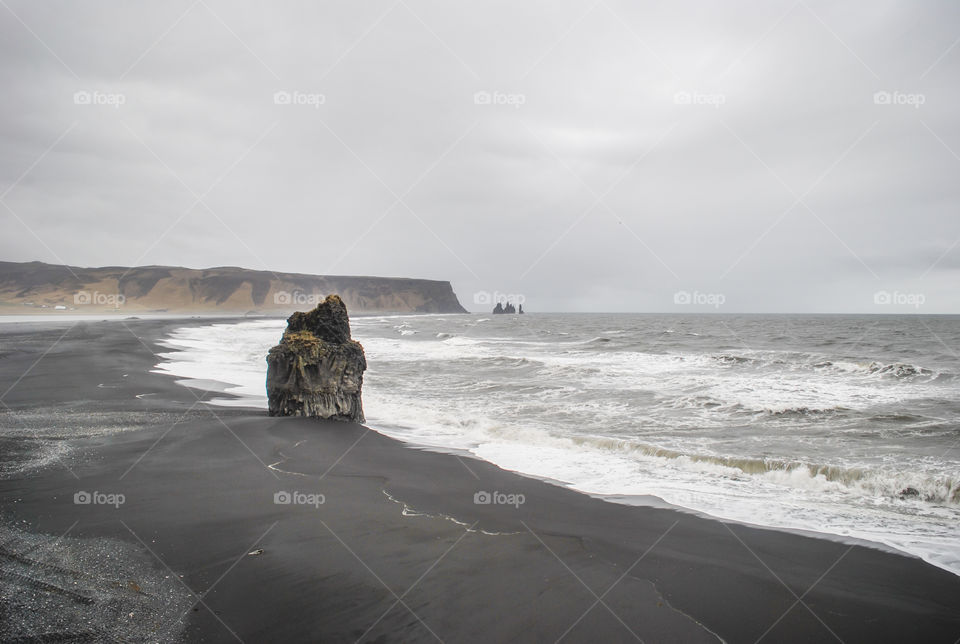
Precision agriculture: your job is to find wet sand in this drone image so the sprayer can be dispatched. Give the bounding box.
[0,318,958,642]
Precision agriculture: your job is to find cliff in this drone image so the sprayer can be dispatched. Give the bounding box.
[0,261,467,314]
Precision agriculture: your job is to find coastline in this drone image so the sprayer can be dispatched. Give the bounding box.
[155,314,960,576]
[1,318,958,642]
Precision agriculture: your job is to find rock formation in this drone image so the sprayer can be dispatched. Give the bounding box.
[266,295,366,421]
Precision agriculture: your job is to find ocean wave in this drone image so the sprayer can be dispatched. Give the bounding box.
[868,361,934,379]
[865,412,931,423]
[676,350,944,384]
[487,356,544,369]
[440,336,484,346]
[809,359,938,380]
[712,354,754,365]
[393,323,417,336]
[568,435,960,504]
[763,405,851,417]
[661,395,848,417]
[663,395,725,410]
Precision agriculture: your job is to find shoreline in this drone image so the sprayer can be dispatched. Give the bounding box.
[1,318,958,642]
[155,317,958,575]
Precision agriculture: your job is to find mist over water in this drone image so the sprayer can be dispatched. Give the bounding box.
[155,313,960,574]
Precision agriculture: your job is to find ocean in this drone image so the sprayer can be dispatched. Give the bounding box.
[153,313,960,575]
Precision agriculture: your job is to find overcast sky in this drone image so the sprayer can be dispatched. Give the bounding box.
[1,1,958,313]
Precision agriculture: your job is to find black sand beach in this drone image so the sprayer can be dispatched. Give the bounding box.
[1,318,959,643]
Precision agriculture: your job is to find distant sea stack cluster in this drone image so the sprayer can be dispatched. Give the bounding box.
[0,261,467,314]
[266,295,366,422]
[492,300,524,314]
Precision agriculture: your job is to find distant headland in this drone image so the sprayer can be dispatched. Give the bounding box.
[0,260,468,315]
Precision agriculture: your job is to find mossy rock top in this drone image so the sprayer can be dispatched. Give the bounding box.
[280,330,324,352]
[285,294,352,344]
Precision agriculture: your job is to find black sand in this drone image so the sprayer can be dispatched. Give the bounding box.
[1,318,958,642]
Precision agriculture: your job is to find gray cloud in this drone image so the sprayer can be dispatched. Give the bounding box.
[1,0,958,313]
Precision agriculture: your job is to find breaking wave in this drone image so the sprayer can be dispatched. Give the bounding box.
[569,435,960,505]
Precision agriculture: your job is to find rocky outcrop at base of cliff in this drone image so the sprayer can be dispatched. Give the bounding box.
[266,295,366,422]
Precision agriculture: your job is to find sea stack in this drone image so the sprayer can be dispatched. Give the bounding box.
[266,294,366,422]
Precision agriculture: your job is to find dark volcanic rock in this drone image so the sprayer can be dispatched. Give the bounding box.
[266,295,366,421]
[285,298,353,344]
[899,487,920,498]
